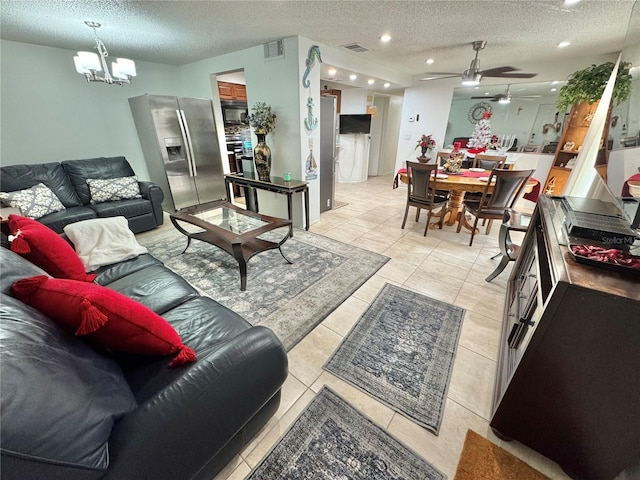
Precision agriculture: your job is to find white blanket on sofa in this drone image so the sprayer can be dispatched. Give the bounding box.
[64,216,148,272]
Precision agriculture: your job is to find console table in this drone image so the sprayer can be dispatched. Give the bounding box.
[224,173,309,237]
[490,196,640,479]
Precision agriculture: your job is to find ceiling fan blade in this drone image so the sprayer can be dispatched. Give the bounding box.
[481,66,520,75]
[419,74,461,81]
[422,72,462,76]
[486,72,538,78]
[471,96,498,100]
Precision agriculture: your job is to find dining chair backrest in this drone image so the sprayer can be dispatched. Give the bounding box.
[434,150,451,167]
[406,161,438,202]
[473,154,507,170]
[481,169,535,212]
[518,144,542,153]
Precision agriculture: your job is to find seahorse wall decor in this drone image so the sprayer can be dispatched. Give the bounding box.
[302,46,322,131]
[302,45,322,88]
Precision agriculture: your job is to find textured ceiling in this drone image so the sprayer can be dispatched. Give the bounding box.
[1,0,637,92]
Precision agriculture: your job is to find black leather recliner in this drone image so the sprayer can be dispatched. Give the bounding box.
[0,157,164,233]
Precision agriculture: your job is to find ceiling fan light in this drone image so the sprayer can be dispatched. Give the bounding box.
[498,97,511,104]
[461,69,481,86]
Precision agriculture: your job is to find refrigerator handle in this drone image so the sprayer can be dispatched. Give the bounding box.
[175,109,195,177]
[179,109,198,177]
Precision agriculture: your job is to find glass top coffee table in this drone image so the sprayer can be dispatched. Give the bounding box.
[170,201,292,291]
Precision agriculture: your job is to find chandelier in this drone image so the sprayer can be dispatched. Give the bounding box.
[73,21,136,85]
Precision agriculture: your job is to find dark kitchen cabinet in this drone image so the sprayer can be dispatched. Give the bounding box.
[490,196,640,480]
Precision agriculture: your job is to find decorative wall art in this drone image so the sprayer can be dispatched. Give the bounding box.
[302,45,322,131]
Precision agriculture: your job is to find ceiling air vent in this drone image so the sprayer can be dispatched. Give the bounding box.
[342,43,369,53]
[264,40,285,61]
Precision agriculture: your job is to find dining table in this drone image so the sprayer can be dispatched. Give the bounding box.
[398,168,539,233]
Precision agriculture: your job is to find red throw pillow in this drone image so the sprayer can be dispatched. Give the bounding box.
[7,214,96,282]
[12,276,196,368]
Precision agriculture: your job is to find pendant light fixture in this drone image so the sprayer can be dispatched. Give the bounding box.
[73,21,136,85]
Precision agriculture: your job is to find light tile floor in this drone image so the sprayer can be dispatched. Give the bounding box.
[211,174,635,480]
[208,174,562,479]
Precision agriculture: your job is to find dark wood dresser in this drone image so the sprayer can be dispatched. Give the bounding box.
[490,196,640,480]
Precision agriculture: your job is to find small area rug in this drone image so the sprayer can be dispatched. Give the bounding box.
[454,430,548,480]
[247,386,446,479]
[137,227,388,350]
[324,283,465,434]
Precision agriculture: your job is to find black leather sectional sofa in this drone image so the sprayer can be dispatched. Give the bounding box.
[0,246,288,480]
[0,157,164,233]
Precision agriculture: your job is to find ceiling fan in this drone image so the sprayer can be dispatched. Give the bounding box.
[471,84,542,103]
[420,41,537,85]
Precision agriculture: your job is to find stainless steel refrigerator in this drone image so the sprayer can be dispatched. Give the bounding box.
[129,94,226,212]
[320,95,337,212]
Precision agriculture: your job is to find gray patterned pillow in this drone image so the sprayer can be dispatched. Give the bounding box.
[0,183,66,219]
[87,176,142,204]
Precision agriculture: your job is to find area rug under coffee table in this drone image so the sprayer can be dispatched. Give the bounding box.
[324,283,465,434]
[137,227,388,350]
[247,386,446,479]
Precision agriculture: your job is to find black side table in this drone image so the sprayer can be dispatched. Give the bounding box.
[485,209,531,282]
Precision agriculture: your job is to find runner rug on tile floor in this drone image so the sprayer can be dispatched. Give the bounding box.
[137,227,388,350]
[454,429,548,480]
[246,386,446,480]
[323,283,465,435]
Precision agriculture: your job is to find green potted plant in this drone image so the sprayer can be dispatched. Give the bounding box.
[247,102,277,181]
[556,61,632,111]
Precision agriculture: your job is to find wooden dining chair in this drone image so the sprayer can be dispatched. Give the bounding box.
[456,168,534,246]
[434,150,451,167]
[518,144,542,153]
[401,161,449,236]
[472,153,507,170]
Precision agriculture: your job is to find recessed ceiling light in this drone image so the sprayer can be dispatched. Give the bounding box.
[550,87,558,92]
[564,0,581,5]
[380,34,391,43]
[484,92,490,95]
[367,79,375,85]
[349,74,358,81]
[474,86,480,90]
[384,82,390,88]
[328,68,337,76]
[557,41,571,48]
[425,58,435,65]
[552,80,560,84]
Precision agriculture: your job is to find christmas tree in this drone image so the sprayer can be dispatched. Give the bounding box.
[467,111,493,152]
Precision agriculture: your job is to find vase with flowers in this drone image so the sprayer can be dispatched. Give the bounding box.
[416,134,436,160]
[247,102,277,181]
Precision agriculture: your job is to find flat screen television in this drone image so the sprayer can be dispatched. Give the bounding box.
[339,114,372,134]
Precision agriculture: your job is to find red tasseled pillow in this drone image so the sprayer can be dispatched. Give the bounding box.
[7,215,96,282]
[12,276,196,368]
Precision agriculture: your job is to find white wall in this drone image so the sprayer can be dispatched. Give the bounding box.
[394,78,458,172]
[0,40,182,180]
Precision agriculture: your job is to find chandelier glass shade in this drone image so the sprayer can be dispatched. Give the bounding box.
[73,21,136,85]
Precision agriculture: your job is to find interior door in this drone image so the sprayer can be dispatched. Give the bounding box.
[178,97,227,204]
